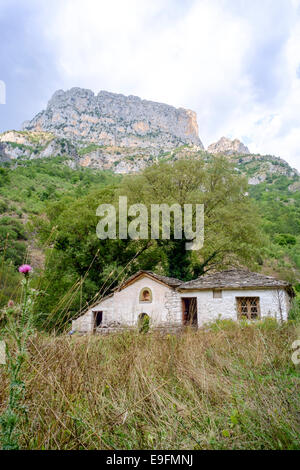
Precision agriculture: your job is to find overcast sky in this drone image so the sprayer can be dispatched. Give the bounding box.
[1,0,300,168]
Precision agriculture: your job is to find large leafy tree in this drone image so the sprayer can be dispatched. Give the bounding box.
[119,156,265,279]
[32,186,163,330]
[33,156,265,330]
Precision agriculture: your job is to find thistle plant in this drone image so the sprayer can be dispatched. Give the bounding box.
[0,265,37,450]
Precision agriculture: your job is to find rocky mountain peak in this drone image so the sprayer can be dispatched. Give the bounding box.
[207,137,250,155]
[23,88,203,150]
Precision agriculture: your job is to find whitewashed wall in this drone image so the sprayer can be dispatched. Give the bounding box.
[72,276,179,332]
[72,295,114,333]
[179,288,290,326]
[110,277,176,327]
[73,280,291,333]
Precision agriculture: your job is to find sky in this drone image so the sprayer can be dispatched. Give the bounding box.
[1,0,300,169]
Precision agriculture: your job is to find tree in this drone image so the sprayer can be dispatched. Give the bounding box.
[119,156,265,279]
[32,185,163,330]
[33,156,265,330]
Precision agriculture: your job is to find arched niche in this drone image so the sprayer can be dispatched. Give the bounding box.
[139,287,152,303]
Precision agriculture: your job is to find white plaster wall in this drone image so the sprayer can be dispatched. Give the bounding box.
[73,276,177,331]
[73,283,291,333]
[179,288,290,326]
[72,296,114,333]
[111,277,175,327]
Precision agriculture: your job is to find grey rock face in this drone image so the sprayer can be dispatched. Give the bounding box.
[23,88,203,150]
[0,130,79,163]
[248,175,266,185]
[79,146,154,174]
[207,137,250,155]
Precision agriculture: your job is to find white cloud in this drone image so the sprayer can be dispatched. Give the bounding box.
[41,0,300,169]
[225,8,300,170]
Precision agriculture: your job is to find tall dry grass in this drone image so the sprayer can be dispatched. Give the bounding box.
[0,321,299,450]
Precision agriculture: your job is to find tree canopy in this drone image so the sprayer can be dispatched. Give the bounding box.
[32,156,265,330]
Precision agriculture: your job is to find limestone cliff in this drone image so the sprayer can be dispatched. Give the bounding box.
[0,130,78,162]
[208,137,250,155]
[1,89,298,190]
[23,88,203,150]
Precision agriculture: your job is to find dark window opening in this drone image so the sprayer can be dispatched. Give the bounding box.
[236,297,260,320]
[93,311,103,331]
[182,298,198,327]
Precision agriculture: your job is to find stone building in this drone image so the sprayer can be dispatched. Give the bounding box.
[72,269,294,334]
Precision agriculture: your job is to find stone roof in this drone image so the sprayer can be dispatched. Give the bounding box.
[115,269,294,296]
[179,269,293,294]
[116,270,183,290]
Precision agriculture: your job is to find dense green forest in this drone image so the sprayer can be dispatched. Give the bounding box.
[0,155,300,331]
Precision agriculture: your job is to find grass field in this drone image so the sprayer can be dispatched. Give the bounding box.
[0,320,299,450]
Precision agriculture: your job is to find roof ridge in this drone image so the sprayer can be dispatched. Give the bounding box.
[200,268,283,278]
[116,270,183,291]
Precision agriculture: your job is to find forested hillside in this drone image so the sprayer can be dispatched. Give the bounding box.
[1,152,300,330]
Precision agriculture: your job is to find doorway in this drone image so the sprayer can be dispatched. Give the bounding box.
[138,313,150,333]
[182,298,198,326]
[93,311,103,332]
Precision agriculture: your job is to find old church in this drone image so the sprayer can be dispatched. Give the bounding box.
[72,269,293,334]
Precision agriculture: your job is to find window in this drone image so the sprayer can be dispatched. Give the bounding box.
[213,289,223,299]
[236,297,260,320]
[139,288,152,303]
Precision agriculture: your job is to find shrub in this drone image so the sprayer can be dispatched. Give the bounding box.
[274,233,297,247]
[289,298,300,323]
[0,199,8,214]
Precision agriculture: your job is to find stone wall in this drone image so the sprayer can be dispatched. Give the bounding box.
[164,290,182,325]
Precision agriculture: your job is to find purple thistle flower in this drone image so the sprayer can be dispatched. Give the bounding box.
[18,264,32,274]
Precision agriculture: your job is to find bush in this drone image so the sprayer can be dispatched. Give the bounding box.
[208,318,239,332]
[274,233,297,247]
[0,218,27,266]
[289,298,300,323]
[0,199,8,214]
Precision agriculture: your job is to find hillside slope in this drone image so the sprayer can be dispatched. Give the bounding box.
[0,128,299,186]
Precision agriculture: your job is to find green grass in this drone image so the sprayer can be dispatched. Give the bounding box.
[0,321,299,450]
[78,144,105,156]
